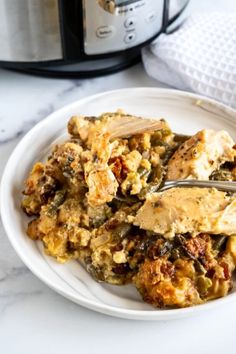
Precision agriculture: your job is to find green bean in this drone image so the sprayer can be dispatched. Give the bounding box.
[170,248,181,261]
[161,147,176,165]
[213,235,227,251]
[210,169,233,181]
[173,133,191,143]
[46,190,66,217]
[159,241,173,256]
[151,129,172,146]
[194,260,206,275]
[197,276,212,295]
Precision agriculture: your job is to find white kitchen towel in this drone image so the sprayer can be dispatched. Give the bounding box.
[142,13,236,108]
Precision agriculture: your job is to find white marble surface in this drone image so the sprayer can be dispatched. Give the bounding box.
[1,1,236,353]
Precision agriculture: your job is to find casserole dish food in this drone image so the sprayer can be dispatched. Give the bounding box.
[2,88,236,320]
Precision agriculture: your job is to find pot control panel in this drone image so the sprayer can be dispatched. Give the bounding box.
[83,0,164,55]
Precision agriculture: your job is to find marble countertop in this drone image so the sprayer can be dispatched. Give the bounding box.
[1,1,236,353]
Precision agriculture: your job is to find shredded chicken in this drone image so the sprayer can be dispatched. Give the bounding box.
[134,187,236,238]
[167,129,235,180]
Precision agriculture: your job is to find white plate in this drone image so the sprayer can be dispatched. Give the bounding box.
[1,88,236,321]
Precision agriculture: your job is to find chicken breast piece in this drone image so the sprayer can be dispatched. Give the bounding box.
[134,187,236,238]
[86,167,118,207]
[167,130,235,180]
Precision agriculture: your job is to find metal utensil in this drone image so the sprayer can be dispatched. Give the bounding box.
[159,179,236,193]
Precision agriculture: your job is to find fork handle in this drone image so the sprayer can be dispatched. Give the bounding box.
[160,179,236,193]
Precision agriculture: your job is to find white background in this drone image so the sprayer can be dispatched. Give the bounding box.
[0,0,236,353]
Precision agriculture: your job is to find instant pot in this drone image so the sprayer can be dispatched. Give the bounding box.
[0,0,190,77]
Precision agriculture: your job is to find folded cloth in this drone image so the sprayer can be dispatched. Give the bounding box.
[142,13,236,108]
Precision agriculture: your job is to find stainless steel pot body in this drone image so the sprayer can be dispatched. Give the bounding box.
[0,0,189,64]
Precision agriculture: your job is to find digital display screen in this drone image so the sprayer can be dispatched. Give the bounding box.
[115,0,140,6]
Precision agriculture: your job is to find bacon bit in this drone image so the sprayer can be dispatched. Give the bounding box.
[160,263,175,278]
[111,243,123,252]
[109,156,128,183]
[206,268,215,278]
[185,236,207,258]
[105,218,119,231]
[113,263,130,275]
[220,262,231,280]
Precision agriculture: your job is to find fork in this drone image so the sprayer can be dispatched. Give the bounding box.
[159,179,236,193]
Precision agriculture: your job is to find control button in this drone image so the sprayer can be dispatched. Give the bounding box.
[124,32,136,44]
[96,26,114,39]
[146,12,157,23]
[124,17,136,29]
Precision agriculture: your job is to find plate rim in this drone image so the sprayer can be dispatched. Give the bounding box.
[1,87,236,320]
